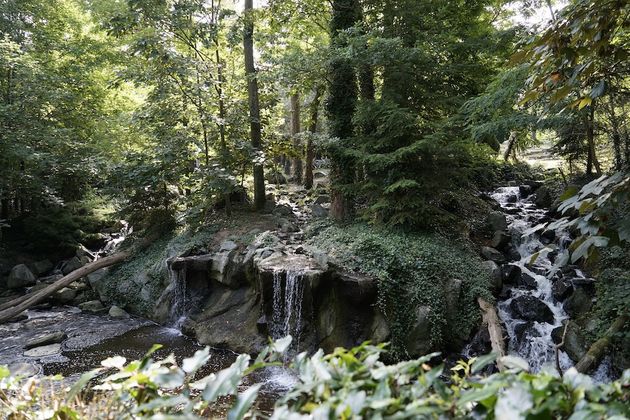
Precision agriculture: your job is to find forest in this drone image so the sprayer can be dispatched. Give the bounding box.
[0,0,629,418]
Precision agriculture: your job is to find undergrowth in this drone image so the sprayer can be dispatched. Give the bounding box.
[306,222,493,359]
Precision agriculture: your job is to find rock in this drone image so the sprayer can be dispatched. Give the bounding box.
[7,264,36,289]
[40,274,63,284]
[78,300,105,313]
[481,246,506,264]
[108,305,130,319]
[313,171,326,179]
[273,204,293,216]
[514,321,538,342]
[507,194,518,203]
[61,257,84,275]
[370,312,391,343]
[502,265,521,284]
[219,240,239,252]
[7,362,40,377]
[534,185,553,208]
[194,287,266,353]
[571,277,596,287]
[552,321,589,362]
[518,272,538,290]
[491,231,511,250]
[86,268,108,289]
[540,229,556,244]
[210,250,242,288]
[53,287,77,304]
[505,246,521,262]
[279,219,298,233]
[563,288,593,318]
[314,195,330,205]
[310,203,329,218]
[552,278,573,301]
[519,185,532,198]
[27,260,53,276]
[256,315,268,335]
[266,170,287,184]
[509,295,554,323]
[403,306,432,357]
[23,343,62,358]
[481,261,502,292]
[24,331,67,349]
[486,211,508,232]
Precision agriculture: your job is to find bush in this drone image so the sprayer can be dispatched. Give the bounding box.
[2,339,628,419]
[306,223,493,358]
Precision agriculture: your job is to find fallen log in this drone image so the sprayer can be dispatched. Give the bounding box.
[0,250,130,324]
[575,313,628,374]
[478,297,506,371]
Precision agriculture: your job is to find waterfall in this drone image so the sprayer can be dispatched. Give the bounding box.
[168,265,188,330]
[491,186,572,373]
[271,270,305,349]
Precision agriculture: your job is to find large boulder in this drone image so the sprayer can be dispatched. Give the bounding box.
[27,260,53,277]
[7,264,36,289]
[518,272,538,290]
[61,257,85,275]
[491,231,511,250]
[502,264,521,284]
[53,287,77,304]
[486,211,508,232]
[481,261,502,293]
[534,185,553,208]
[509,295,554,323]
[552,321,589,362]
[23,343,62,358]
[552,278,574,301]
[403,306,432,357]
[109,305,130,319]
[192,287,266,353]
[481,246,506,264]
[311,203,329,218]
[563,288,593,318]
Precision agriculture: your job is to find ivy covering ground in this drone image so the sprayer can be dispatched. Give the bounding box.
[306,222,493,358]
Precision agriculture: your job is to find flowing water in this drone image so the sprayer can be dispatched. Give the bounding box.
[271,270,305,350]
[168,264,189,329]
[491,186,574,372]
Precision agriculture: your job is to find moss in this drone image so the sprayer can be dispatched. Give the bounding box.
[306,222,493,359]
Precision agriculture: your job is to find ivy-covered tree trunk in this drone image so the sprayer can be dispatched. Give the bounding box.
[327,0,360,221]
[243,0,265,210]
[305,86,322,190]
[290,92,303,184]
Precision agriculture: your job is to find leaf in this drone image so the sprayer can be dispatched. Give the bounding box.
[500,355,529,371]
[471,353,497,374]
[578,97,592,109]
[571,236,608,263]
[589,80,605,99]
[202,354,250,402]
[271,335,293,354]
[182,347,211,374]
[457,381,502,407]
[66,369,101,402]
[101,356,126,369]
[228,384,262,420]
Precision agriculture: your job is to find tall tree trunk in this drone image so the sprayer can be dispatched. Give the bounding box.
[328,0,360,222]
[305,87,322,190]
[290,93,303,183]
[607,93,623,170]
[503,131,517,161]
[585,105,601,175]
[243,0,265,210]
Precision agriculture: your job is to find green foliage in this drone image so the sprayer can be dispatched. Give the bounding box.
[2,341,628,419]
[306,223,493,358]
[542,172,630,265]
[0,337,292,419]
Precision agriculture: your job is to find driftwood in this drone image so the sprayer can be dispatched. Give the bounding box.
[0,250,131,324]
[478,297,506,371]
[575,313,628,373]
[555,322,569,377]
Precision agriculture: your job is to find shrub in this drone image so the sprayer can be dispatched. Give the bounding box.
[2,339,628,419]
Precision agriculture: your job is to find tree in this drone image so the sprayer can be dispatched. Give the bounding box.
[243,0,266,211]
[326,0,361,222]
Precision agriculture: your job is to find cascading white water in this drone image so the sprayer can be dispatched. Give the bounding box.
[168,265,188,330]
[271,270,305,349]
[491,186,573,373]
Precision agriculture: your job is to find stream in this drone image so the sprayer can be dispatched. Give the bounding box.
[491,186,613,380]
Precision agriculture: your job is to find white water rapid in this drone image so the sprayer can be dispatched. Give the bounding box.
[491,186,574,373]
